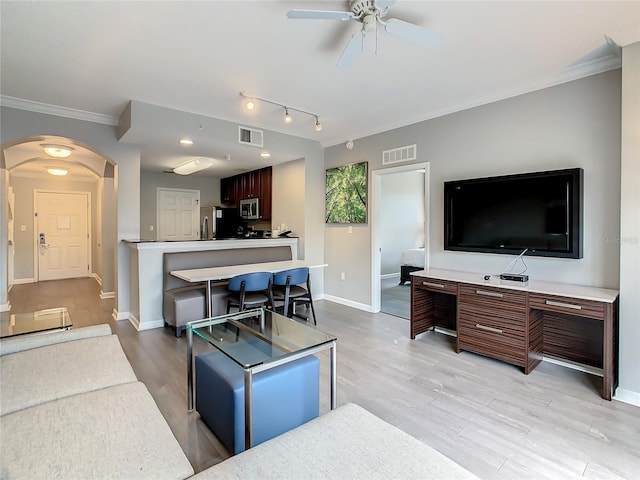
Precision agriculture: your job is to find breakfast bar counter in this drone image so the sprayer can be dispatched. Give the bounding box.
[124,238,298,331]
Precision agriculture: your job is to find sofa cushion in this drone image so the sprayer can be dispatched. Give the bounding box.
[191,403,479,480]
[0,323,112,356]
[0,382,194,480]
[0,334,137,416]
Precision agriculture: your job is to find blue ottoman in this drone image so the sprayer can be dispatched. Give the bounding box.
[195,348,320,454]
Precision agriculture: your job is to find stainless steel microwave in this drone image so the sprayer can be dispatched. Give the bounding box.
[240,198,260,220]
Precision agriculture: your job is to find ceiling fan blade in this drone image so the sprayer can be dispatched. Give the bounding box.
[384,18,441,48]
[287,9,354,20]
[375,0,397,9]
[336,31,362,70]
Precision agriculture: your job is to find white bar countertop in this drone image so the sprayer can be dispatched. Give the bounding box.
[412,268,619,303]
[172,259,327,283]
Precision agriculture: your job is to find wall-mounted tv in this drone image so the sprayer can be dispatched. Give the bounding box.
[444,168,583,258]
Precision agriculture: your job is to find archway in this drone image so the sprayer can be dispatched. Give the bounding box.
[1,135,117,309]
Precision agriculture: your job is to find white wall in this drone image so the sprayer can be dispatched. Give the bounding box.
[380,171,425,275]
[617,41,640,405]
[324,70,622,306]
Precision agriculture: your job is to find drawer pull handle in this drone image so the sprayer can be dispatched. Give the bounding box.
[475,289,504,298]
[423,282,445,289]
[475,324,503,334]
[545,300,582,310]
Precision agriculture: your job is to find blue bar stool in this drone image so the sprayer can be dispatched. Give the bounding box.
[225,272,273,313]
[272,267,317,324]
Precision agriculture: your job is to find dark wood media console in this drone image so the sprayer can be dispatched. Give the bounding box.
[410,269,619,400]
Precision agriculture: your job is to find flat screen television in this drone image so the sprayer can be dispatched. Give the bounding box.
[444,168,583,258]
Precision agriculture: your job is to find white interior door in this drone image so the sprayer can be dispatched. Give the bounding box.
[157,188,200,241]
[36,191,90,281]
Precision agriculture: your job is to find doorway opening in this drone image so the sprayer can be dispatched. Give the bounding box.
[371,163,429,317]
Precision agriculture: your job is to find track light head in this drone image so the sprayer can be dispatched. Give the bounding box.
[284,107,293,124]
[314,116,323,132]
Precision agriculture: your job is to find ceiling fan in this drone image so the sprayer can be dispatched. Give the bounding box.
[287,0,441,69]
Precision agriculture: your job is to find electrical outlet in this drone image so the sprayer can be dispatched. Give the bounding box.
[149,225,154,232]
[348,226,353,234]
[340,272,346,280]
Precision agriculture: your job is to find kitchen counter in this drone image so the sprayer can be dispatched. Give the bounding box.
[124,237,298,331]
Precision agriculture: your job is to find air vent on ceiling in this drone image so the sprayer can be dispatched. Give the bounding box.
[382,144,417,165]
[238,126,263,147]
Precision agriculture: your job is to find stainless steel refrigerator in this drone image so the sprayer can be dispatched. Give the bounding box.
[200,206,244,239]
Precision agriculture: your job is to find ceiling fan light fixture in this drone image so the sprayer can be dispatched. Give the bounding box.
[173,157,214,175]
[284,107,293,124]
[314,116,323,132]
[47,167,69,176]
[42,144,74,158]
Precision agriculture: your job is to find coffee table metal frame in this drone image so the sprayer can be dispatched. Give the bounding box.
[186,308,337,450]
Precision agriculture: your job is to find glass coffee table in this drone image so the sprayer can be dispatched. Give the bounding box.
[0,307,72,338]
[187,308,337,450]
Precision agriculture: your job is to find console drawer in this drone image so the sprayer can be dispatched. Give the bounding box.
[412,277,458,295]
[529,294,605,320]
[459,285,527,311]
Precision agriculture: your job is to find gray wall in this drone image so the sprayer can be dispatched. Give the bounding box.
[380,170,425,275]
[9,174,99,281]
[139,171,221,239]
[325,70,622,306]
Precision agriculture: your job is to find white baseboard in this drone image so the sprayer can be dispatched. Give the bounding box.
[613,388,640,407]
[112,309,130,322]
[0,302,11,312]
[322,294,373,313]
[381,273,400,280]
[13,278,35,285]
[100,291,115,299]
[92,273,103,286]
[127,313,164,332]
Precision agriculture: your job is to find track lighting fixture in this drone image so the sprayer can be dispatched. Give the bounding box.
[284,107,293,124]
[239,91,322,132]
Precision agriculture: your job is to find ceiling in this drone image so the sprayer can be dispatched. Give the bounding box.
[1,1,639,178]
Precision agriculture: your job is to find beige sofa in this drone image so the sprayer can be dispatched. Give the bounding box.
[0,325,479,480]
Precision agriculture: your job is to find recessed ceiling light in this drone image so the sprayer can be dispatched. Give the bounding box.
[46,167,69,176]
[260,152,271,158]
[179,138,194,145]
[41,144,74,158]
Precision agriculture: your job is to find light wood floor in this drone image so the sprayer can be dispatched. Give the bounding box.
[8,278,640,479]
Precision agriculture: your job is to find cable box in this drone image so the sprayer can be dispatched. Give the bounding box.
[500,273,529,282]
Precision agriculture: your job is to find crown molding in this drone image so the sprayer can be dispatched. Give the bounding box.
[0,95,119,126]
[322,55,622,148]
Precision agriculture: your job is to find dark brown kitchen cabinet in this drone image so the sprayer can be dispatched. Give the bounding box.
[220,166,272,219]
[221,176,239,205]
[259,166,272,220]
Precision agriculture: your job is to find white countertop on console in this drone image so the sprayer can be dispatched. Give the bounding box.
[412,268,619,303]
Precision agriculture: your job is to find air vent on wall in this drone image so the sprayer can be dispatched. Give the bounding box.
[382,144,417,165]
[238,126,264,147]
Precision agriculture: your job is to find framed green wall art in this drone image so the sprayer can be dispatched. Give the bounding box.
[325,161,368,224]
